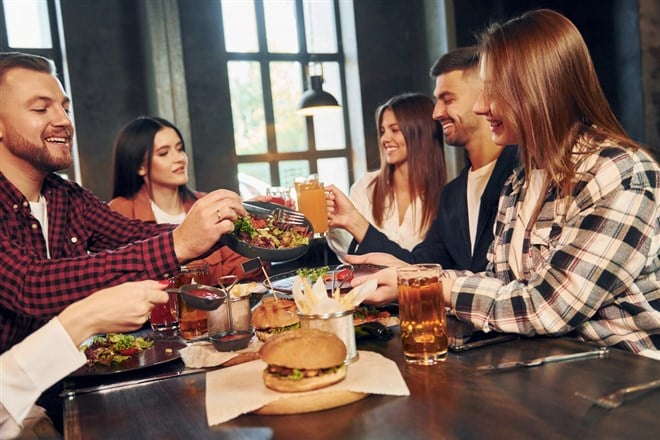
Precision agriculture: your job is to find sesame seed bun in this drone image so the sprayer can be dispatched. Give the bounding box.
[259,328,348,392]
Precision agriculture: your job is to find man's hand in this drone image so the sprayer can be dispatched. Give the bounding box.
[172,189,246,261]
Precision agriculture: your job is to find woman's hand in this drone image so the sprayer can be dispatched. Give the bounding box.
[350,266,399,305]
[344,252,408,305]
[325,185,370,242]
[58,280,170,346]
[345,252,407,268]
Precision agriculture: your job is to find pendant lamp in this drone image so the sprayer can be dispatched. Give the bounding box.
[297,68,341,116]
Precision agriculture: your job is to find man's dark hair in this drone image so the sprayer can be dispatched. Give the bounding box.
[0,52,55,83]
[429,45,479,78]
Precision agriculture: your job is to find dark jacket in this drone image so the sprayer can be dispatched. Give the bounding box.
[355,145,519,272]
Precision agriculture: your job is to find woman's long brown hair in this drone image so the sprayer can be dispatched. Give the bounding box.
[478,9,639,198]
[370,93,446,231]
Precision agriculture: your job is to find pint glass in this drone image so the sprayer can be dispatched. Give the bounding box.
[397,264,448,365]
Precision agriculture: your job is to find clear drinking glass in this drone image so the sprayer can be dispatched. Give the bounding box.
[266,186,296,209]
[169,262,211,340]
[294,173,328,234]
[397,264,448,365]
[149,289,179,333]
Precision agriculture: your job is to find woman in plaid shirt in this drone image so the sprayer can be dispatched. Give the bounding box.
[350,9,659,355]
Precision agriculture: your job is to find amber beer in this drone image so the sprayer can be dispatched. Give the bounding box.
[397,264,447,365]
[169,262,211,340]
[294,174,328,234]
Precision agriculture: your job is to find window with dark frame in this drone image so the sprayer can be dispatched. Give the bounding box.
[220,0,351,198]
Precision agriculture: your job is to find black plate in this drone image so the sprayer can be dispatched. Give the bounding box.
[223,201,313,262]
[71,331,187,377]
[266,264,386,294]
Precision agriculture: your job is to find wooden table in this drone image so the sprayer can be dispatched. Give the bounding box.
[62,331,660,439]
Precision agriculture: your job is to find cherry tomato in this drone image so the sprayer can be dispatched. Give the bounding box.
[118,347,138,356]
[252,218,267,229]
[325,268,353,282]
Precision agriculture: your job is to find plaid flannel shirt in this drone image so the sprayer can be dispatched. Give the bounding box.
[448,140,659,353]
[0,172,181,352]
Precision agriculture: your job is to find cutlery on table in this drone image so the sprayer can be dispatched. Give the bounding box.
[477,346,610,371]
[575,378,660,409]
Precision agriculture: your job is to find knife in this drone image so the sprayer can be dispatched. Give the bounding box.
[60,368,205,398]
[477,347,610,371]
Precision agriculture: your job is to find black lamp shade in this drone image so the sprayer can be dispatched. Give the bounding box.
[297,75,341,115]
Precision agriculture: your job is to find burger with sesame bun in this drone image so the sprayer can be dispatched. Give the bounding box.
[250,297,300,342]
[259,328,347,393]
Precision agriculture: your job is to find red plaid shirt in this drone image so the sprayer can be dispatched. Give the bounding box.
[0,172,181,352]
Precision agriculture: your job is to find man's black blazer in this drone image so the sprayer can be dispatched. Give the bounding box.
[354,145,519,273]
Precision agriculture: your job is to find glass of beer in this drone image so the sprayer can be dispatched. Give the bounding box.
[294,174,328,234]
[397,264,448,365]
[168,261,211,340]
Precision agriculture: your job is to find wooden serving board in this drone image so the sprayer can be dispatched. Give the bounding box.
[253,390,368,415]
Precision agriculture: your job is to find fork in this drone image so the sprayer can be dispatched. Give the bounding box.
[575,378,660,409]
[270,208,307,225]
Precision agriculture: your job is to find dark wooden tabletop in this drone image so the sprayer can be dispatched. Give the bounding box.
[62,330,660,440]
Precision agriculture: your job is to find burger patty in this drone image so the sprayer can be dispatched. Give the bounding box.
[257,322,301,335]
[266,364,340,380]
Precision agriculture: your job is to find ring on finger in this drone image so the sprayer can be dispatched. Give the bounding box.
[216,209,222,222]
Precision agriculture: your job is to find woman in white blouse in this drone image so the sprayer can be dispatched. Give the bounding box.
[326,93,446,259]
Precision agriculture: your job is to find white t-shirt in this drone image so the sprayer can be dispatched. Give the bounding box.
[466,160,497,255]
[0,318,85,437]
[150,200,186,225]
[327,171,428,259]
[29,195,50,259]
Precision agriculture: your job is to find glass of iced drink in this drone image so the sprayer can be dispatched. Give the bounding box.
[294,174,328,234]
[397,264,447,365]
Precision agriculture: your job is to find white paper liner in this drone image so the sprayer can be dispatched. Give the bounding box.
[179,336,263,369]
[205,350,410,426]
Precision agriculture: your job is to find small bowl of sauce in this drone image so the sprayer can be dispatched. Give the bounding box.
[209,330,253,352]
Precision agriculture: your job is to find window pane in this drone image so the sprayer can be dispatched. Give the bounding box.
[270,62,306,153]
[314,62,345,150]
[318,157,348,194]
[221,0,258,52]
[303,0,337,53]
[263,0,298,53]
[3,0,52,48]
[278,160,309,188]
[238,163,270,198]
[228,61,267,155]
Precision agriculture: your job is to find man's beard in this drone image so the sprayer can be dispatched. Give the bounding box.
[4,126,72,172]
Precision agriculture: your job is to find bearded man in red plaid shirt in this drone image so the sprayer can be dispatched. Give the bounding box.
[0,52,246,352]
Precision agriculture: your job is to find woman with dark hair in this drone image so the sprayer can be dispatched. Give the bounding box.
[350,10,659,356]
[326,93,446,258]
[109,116,252,281]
